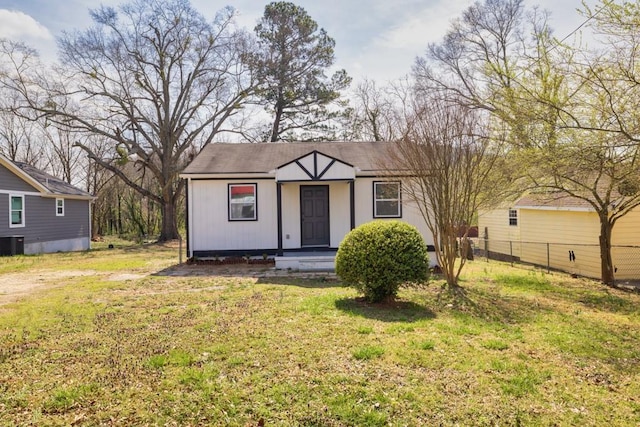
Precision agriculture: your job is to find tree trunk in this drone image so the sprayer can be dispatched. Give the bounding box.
[159,199,180,241]
[91,213,100,240]
[438,228,460,288]
[598,215,615,286]
[270,92,285,142]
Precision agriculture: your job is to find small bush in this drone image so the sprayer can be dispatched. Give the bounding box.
[335,220,429,302]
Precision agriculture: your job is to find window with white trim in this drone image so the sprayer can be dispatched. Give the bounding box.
[228,184,257,221]
[508,209,518,226]
[10,195,25,227]
[374,181,401,218]
[56,198,65,216]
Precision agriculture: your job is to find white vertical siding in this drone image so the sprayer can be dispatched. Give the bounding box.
[281,183,301,249]
[322,163,355,180]
[298,155,314,173]
[354,178,434,247]
[354,178,373,226]
[277,163,309,181]
[190,179,278,252]
[189,177,435,253]
[402,201,435,247]
[329,182,351,247]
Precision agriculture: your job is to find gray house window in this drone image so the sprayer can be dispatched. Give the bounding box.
[56,198,65,216]
[509,209,518,226]
[10,195,25,228]
[374,181,402,218]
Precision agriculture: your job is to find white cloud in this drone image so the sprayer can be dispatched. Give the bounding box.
[0,9,53,41]
[374,0,468,52]
[345,0,470,83]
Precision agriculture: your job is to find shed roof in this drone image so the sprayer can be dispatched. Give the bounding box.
[182,141,395,175]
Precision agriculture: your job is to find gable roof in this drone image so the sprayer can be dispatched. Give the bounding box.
[0,154,93,199]
[182,141,395,176]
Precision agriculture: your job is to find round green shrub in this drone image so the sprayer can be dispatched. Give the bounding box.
[335,220,430,303]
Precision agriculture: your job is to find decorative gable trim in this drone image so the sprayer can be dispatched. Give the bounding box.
[275,150,355,182]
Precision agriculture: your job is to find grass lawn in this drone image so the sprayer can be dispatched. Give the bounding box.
[0,243,639,426]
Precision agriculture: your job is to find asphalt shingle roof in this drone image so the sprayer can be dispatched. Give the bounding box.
[182,141,394,175]
[515,193,593,210]
[13,161,92,198]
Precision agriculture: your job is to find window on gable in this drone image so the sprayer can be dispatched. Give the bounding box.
[10,195,25,227]
[229,184,257,221]
[56,198,65,217]
[374,181,401,218]
[509,209,518,226]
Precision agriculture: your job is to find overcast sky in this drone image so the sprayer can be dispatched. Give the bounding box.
[0,0,598,83]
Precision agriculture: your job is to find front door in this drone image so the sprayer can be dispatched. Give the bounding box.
[300,185,330,246]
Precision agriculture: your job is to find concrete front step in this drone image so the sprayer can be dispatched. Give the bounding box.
[274,255,335,271]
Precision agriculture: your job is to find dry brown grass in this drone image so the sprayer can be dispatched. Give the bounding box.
[0,245,639,425]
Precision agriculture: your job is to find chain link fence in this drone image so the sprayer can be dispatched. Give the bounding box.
[475,238,640,284]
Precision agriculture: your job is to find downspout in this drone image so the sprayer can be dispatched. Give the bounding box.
[349,180,355,230]
[277,181,283,256]
[185,178,191,259]
[88,199,92,250]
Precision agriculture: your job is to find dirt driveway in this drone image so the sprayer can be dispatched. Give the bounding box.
[0,270,103,306]
[0,263,335,307]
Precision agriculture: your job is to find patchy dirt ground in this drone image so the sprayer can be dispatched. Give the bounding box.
[0,270,100,306]
[0,263,336,307]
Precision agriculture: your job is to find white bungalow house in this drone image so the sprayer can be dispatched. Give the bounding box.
[180,141,435,270]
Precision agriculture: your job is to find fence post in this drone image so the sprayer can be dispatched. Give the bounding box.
[484,227,489,262]
[179,236,183,264]
[546,243,550,273]
[510,241,513,266]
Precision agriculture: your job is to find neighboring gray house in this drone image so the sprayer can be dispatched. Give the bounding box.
[0,154,93,255]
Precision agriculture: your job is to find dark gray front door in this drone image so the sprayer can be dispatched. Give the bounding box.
[300,185,330,246]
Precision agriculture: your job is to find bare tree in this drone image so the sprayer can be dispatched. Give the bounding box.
[0,103,45,166]
[0,41,46,166]
[414,0,640,285]
[40,125,85,185]
[343,78,410,142]
[351,79,394,141]
[390,99,515,291]
[414,0,527,112]
[2,0,254,241]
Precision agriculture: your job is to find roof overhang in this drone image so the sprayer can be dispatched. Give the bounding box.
[516,205,595,212]
[180,172,274,180]
[41,193,96,201]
